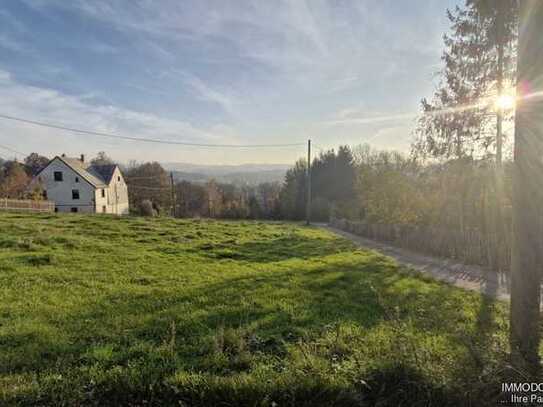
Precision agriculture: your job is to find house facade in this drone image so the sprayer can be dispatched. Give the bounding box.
[31,155,129,215]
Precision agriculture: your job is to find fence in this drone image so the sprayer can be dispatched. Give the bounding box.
[0,199,55,213]
[330,217,512,272]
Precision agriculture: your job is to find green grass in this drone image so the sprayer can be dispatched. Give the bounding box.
[0,212,510,406]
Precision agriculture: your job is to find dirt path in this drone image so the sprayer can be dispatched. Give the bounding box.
[318,224,511,301]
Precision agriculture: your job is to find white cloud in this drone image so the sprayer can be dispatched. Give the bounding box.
[178,71,236,115]
[326,108,418,126]
[0,70,11,81]
[6,1,452,162]
[86,41,118,55]
[367,125,414,151]
[0,69,246,162]
[21,0,443,92]
[0,35,27,53]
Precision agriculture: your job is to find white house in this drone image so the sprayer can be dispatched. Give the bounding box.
[30,154,129,215]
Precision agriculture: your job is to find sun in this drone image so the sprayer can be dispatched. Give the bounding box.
[494,94,516,111]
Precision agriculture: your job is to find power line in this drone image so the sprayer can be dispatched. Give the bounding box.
[0,113,306,148]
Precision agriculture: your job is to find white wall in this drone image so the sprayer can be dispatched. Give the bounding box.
[34,158,97,213]
[106,167,130,215]
[95,187,108,214]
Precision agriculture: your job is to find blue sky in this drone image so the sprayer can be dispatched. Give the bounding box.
[0,0,460,164]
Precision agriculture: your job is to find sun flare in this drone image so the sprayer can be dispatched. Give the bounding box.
[494,94,516,111]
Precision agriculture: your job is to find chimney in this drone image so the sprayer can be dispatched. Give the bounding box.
[80,154,85,163]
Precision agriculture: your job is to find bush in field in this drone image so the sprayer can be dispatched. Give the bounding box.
[140,199,155,217]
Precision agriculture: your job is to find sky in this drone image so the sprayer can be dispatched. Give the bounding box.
[0,0,461,165]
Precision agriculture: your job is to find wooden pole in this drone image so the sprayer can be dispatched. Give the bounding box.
[306,139,311,225]
[170,172,176,217]
[510,0,543,373]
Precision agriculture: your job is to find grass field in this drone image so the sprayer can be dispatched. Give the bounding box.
[0,212,510,406]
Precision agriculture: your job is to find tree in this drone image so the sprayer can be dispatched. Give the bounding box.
[91,151,115,166]
[176,180,207,217]
[353,145,426,224]
[0,161,30,198]
[469,0,518,166]
[334,146,356,202]
[125,162,171,215]
[414,1,518,161]
[247,195,261,219]
[23,153,49,176]
[280,159,307,220]
[257,182,281,219]
[205,180,222,217]
[509,0,543,374]
[306,146,356,220]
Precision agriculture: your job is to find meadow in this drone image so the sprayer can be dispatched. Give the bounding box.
[0,212,510,406]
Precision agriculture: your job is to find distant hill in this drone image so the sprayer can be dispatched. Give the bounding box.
[163,162,289,186]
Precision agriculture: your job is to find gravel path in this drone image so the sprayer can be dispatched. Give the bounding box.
[318,223,511,301]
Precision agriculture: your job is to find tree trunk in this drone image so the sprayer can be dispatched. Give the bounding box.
[510,0,543,374]
[495,0,504,168]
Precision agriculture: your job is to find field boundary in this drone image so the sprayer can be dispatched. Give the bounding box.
[0,198,55,213]
[328,217,511,273]
[318,223,511,301]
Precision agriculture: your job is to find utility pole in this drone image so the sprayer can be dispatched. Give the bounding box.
[510,0,543,373]
[170,172,176,217]
[306,139,311,225]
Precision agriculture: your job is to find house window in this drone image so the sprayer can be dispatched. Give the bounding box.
[75,177,79,183]
[54,207,58,213]
[102,206,106,213]
[42,190,48,199]
[72,189,80,200]
[101,189,105,198]
[54,171,63,181]
[118,176,121,182]
[71,207,78,213]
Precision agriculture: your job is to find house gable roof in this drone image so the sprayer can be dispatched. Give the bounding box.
[56,156,107,188]
[88,164,117,184]
[34,156,123,188]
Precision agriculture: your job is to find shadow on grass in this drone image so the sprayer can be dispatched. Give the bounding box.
[1,253,509,406]
[190,234,354,263]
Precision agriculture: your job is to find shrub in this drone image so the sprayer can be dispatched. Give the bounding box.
[140,199,155,217]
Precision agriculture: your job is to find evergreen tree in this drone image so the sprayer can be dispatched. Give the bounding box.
[414,1,518,161]
[280,159,307,220]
